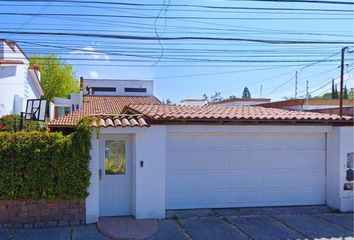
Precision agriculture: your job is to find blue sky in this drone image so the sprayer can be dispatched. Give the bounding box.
[1,0,353,103]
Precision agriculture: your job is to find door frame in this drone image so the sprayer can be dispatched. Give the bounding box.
[98,134,133,217]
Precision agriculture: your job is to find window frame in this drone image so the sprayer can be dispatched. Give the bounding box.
[103,139,128,176]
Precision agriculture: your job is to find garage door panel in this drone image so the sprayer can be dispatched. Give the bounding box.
[283,135,325,149]
[245,151,265,168]
[167,151,228,170]
[263,170,284,187]
[207,191,227,205]
[225,171,246,188]
[226,191,246,205]
[285,169,324,187]
[262,151,285,168]
[166,132,326,209]
[226,151,247,169]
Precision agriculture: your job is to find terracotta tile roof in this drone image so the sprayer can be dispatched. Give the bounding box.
[49,96,160,127]
[0,60,24,65]
[125,104,353,124]
[91,115,149,128]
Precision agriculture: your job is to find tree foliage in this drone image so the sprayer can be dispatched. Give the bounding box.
[30,54,79,101]
[242,87,251,99]
[203,92,223,102]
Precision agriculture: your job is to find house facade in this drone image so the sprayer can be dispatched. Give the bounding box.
[258,99,354,111]
[49,96,354,223]
[211,98,271,106]
[0,40,43,117]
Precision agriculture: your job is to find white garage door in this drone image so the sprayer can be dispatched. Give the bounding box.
[166,131,326,209]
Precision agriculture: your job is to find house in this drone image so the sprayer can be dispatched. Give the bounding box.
[49,78,160,132]
[257,98,354,111]
[0,40,43,117]
[49,93,83,120]
[308,107,354,116]
[180,99,207,106]
[49,99,354,223]
[49,78,155,120]
[211,98,271,106]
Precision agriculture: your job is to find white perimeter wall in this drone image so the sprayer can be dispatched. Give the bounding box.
[86,126,166,223]
[86,124,352,221]
[327,126,354,212]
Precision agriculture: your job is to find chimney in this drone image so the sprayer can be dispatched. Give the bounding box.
[80,76,84,90]
[31,64,41,81]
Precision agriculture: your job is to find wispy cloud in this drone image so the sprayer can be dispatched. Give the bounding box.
[71,46,110,62]
[90,71,99,79]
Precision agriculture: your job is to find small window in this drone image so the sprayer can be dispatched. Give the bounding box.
[105,140,126,175]
[124,88,147,93]
[72,104,75,112]
[54,106,71,118]
[92,87,116,92]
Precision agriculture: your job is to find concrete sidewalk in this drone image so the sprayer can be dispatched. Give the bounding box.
[1,206,353,240]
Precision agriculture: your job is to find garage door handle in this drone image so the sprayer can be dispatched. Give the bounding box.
[99,169,102,180]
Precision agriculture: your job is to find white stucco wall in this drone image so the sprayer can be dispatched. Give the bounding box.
[86,126,166,223]
[0,64,25,116]
[83,79,153,96]
[86,124,352,221]
[327,126,354,212]
[0,42,42,117]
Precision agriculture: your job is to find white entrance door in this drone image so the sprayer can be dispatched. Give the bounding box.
[99,137,132,216]
[166,132,326,209]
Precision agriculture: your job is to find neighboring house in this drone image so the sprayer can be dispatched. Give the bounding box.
[180,99,207,106]
[49,78,160,132]
[49,93,83,120]
[211,98,271,106]
[0,40,43,117]
[49,102,353,223]
[257,99,354,111]
[307,106,354,116]
[49,78,155,120]
[83,78,154,97]
[180,98,271,106]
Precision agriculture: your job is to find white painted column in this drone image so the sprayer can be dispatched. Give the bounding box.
[326,126,354,212]
[134,126,166,219]
[86,128,100,223]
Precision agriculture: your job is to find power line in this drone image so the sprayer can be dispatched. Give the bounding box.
[1,0,352,7]
[1,13,352,20]
[2,31,353,44]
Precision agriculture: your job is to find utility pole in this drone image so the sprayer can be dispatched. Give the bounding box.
[305,80,309,110]
[295,71,298,99]
[260,84,263,98]
[339,46,349,118]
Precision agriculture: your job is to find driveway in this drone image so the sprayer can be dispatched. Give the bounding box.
[1,206,353,240]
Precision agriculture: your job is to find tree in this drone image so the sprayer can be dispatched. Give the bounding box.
[344,85,349,99]
[203,92,223,102]
[228,95,237,99]
[331,79,335,99]
[331,79,339,99]
[162,99,175,105]
[30,54,79,101]
[349,88,354,99]
[242,87,251,99]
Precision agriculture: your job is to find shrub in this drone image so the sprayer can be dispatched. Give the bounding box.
[0,114,47,132]
[0,121,91,200]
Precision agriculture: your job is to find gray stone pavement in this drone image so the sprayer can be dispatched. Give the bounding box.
[1,206,353,240]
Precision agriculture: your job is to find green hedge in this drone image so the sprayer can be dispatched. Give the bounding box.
[0,114,47,132]
[0,122,91,200]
